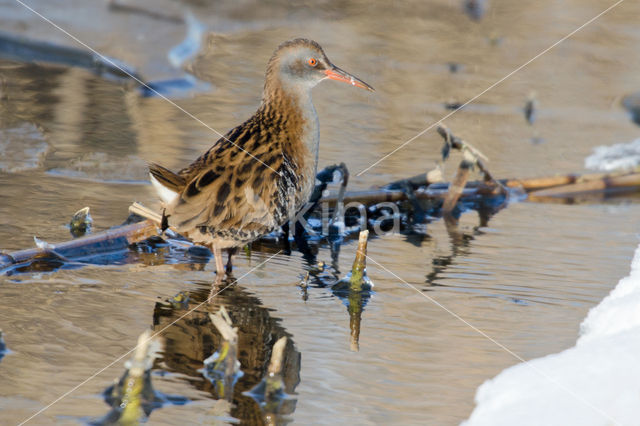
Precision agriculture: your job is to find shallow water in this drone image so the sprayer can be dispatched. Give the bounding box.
[1,0,640,424]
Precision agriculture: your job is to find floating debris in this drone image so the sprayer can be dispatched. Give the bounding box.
[524,91,537,125]
[447,62,463,74]
[444,100,464,110]
[298,272,310,301]
[309,260,326,275]
[299,272,310,289]
[69,207,93,238]
[463,0,487,21]
[622,92,640,126]
[168,291,190,310]
[0,329,10,362]
[33,236,55,251]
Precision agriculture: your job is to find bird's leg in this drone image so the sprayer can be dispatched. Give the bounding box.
[225,247,238,276]
[281,222,292,254]
[212,245,225,280]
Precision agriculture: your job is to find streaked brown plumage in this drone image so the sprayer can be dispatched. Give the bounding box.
[149,38,373,277]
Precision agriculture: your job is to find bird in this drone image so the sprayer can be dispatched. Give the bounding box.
[148,38,373,279]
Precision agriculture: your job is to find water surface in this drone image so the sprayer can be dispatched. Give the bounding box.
[1,0,640,424]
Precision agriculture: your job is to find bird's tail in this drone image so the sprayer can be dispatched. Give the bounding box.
[149,163,185,192]
[148,163,185,204]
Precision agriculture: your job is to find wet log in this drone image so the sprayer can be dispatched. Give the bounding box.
[528,172,640,198]
[321,171,640,206]
[2,170,639,273]
[0,219,158,271]
[321,182,502,207]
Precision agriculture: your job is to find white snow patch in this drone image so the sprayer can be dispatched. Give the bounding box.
[584,138,640,172]
[464,243,640,426]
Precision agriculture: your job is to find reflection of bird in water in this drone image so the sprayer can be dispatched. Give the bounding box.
[152,283,301,423]
[148,38,373,279]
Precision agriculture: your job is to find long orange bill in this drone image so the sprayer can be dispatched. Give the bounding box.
[324,65,374,92]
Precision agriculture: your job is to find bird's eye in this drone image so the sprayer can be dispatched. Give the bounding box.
[307,57,317,67]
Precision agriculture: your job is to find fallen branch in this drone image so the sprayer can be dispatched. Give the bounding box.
[527,172,640,198]
[0,219,158,272]
[321,170,640,206]
[2,168,639,273]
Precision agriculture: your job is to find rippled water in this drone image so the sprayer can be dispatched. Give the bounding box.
[1,0,640,424]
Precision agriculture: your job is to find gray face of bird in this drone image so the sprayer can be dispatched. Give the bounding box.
[279,46,374,92]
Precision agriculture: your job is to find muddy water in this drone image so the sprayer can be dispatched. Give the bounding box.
[1,0,640,424]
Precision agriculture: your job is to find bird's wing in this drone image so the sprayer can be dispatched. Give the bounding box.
[166,122,287,236]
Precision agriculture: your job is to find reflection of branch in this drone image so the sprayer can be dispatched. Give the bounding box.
[426,211,483,286]
[348,291,363,352]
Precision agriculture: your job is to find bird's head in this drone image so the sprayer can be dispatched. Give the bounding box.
[265,38,374,96]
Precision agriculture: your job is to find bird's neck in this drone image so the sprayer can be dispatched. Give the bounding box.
[261,79,320,176]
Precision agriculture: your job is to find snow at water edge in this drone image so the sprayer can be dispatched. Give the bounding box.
[464,243,640,426]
